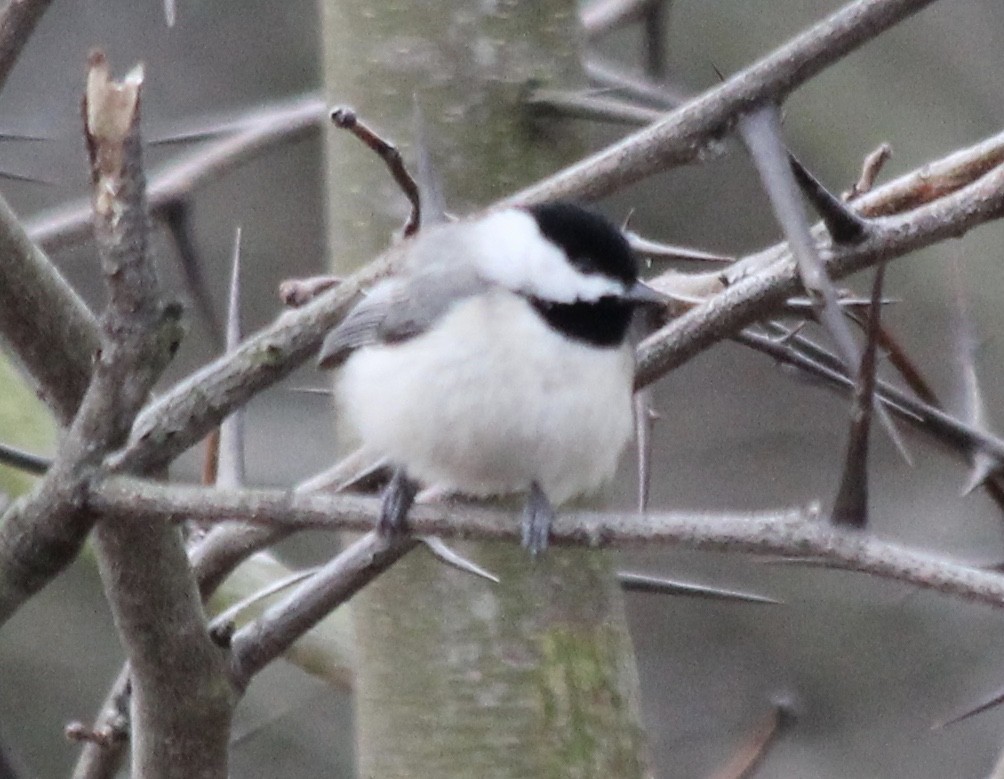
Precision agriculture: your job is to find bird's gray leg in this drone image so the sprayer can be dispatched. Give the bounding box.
[379,467,418,536]
[521,481,554,556]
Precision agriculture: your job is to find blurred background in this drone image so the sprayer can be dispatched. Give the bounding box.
[2,1,1004,776]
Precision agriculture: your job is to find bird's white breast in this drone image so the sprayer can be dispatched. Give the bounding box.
[336,289,635,503]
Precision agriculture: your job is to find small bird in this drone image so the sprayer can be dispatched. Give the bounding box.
[318,202,663,554]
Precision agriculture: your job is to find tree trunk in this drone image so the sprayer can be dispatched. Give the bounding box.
[319,2,651,776]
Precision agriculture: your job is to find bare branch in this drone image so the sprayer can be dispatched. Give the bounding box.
[89,131,1004,489]
[508,0,940,206]
[229,532,416,689]
[844,142,893,200]
[89,477,1004,610]
[330,106,421,236]
[738,105,862,362]
[80,52,232,778]
[0,53,187,623]
[636,155,1004,390]
[742,105,908,458]
[108,264,373,475]
[737,325,1004,484]
[0,440,49,474]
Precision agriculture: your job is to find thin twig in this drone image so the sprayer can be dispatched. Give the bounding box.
[636,154,1004,391]
[330,106,421,236]
[852,132,1004,218]
[584,56,687,107]
[618,572,779,604]
[844,142,892,200]
[68,665,131,779]
[0,441,50,475]
[0,54,188,626]
[642,0,669,77]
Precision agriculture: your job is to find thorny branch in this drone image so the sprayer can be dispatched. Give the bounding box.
[0,0,997,673]
[0,1,1003,773]
[87,477,1004,610]
[92,131,1004,485]
[506,0,941,205]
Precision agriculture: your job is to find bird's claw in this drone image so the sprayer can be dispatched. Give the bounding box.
[521,482,554,556]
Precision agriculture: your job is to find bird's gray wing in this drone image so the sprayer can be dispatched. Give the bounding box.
[317,266,490,369]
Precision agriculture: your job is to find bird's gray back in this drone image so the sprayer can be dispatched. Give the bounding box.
[318,224,493,368]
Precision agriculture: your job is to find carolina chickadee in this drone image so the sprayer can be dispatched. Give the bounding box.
[318,202,663,554]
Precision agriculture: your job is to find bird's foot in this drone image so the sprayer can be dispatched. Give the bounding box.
[521,482,554,557]
[379,468,418,536]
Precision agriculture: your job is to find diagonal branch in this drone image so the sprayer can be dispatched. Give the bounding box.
[507,0,940,205]
[635,158,1004,389]
[228,531,416,690]
[94,132,1004,486]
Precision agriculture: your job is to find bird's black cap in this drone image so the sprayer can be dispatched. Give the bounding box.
[526,202,638,286]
